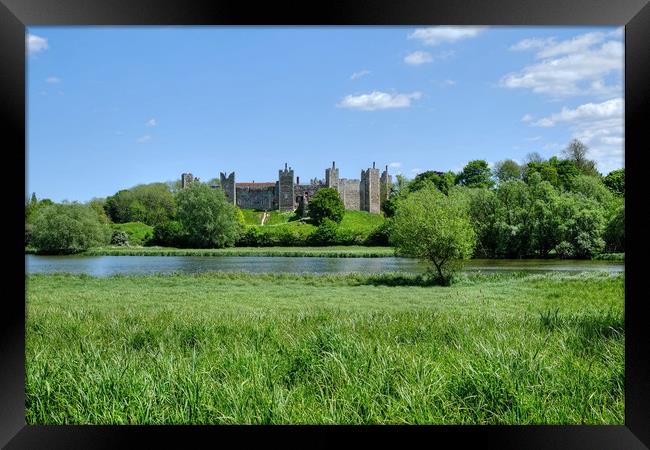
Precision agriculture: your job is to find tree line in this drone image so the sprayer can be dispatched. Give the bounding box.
[26,139,624,268]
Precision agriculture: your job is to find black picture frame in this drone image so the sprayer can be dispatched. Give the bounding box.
[2,0,648,447]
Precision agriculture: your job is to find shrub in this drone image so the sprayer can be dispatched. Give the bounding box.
[151,221,187,247]
[308,218,339,246]
[110,230,129,246]
[554,241,575,259]
[364,220,391,246]
[31,203,111,254]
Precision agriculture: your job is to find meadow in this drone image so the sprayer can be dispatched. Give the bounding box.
[26,271,624,425]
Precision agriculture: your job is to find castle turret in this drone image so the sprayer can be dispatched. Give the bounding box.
[360,162,380,213]
[181,173,194,189]
[278,163,295,211]
[380,164,392,209]
[325,161,339,190]
[220,171,236,205]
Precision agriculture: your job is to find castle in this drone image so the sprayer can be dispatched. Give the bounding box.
[181,162,392,214]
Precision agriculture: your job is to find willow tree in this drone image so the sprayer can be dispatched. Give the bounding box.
[389,188,476,285]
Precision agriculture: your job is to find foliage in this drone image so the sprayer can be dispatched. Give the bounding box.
[308,218,340,246]
[493,159,522,183]
[364,220,392,246]
[175,183,240,248]
[307,188,345,225]
[87,198,110,224]
[455,160,495,189]
[409,170,456,194]
[563,139,599,177]
[104,183,176,226]
[110,230,129,246]
[151,221,187,248]
[31,203,111,254]
[604,203,624,253]
[603,168,624,196]
[390,189,476,285]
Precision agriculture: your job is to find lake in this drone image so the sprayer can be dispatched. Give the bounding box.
[26,255,624,277]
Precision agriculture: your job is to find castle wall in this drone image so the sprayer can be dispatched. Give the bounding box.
[339,179,361,211]
[235,186,276,210]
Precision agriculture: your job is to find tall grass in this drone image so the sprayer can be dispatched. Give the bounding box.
[26,272,624,425]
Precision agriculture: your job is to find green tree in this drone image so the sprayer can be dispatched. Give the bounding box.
[493,159,522,183]
[382,174,411,217]
[456,160,494,189]
[409,170,456,194]
[31,203,111,254]
[87,198,110,224]
[389,189,476,285]
[604,202,624,252]
[563,139,599,177]
[603,168,624,196]
[104,183,176,226]
[307,187,345,225]
[175,182,240,248]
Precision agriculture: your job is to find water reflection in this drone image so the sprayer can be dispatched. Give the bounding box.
[26,255,624,277]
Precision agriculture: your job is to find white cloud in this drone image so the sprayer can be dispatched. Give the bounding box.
[407,26,487,46]
[521,114,534,122]
[440,79,457,87]
[404,51,432,65]
[45,77,61,84]
[527,98,624,173]
[501,31,623,98]
[27,33,48,55]
[146,118,157,127]
[136,135,152,143]
[338,91,423,111]
[388,162,402,169]
[510,37,556,51]
[530,98,623,127]
[350,70,371,80]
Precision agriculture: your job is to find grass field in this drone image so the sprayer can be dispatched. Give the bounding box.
[26,271,624,425]
[81,245,395,257]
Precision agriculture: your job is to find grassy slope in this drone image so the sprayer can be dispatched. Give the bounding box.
[82,246,395,257]
[26,272,623,425]
[110,222,154,245]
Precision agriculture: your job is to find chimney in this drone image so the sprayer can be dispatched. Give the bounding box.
[385,165,388,172]
[332,161,336,169]
[284,163,288,170]
[373,161,376,169]
[296,176,300,185]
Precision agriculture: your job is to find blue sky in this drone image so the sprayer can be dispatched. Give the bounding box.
[27,26,624,202]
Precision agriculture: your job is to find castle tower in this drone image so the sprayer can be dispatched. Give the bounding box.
[380,164,392,209]
[325,161,339,190]
[220,171,236,205]
[361,162,381,213]
[181,173,194,189]
[278,163,295,212]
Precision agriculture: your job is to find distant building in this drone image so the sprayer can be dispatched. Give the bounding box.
[181,161,391,213]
